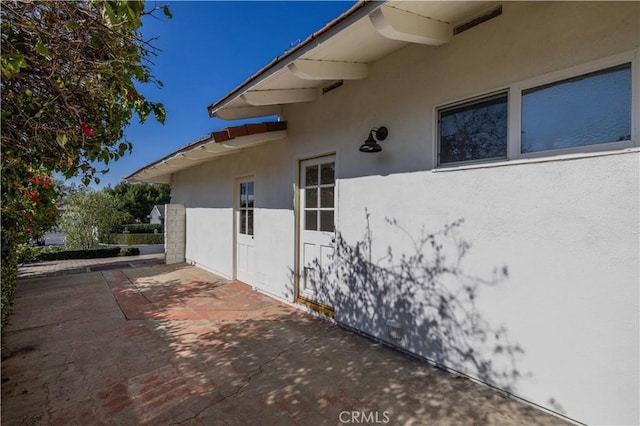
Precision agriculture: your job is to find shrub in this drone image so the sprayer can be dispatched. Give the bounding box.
[36,247,122,261]
[119,247,140,256]
[110,233,163,245]
[16,244,62,263]
[110,223,162,234]
[1,249,18,327]
[16,243,39,263]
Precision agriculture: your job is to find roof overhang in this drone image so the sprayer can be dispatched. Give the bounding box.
[207,0,501,120]
[125,122,287,184]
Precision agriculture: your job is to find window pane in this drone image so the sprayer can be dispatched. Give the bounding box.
[320,162,335,185]
[306,188,318,209]
[522,64,631,153]
[240,183,247,208]
[320,210,334,232]
[320,187,334,208]
[240,210,247,234]
[247,210,254,236]
[305,210,318,231]
[305,165,318,186]
[247,181,254,208]
[439,93,508,164]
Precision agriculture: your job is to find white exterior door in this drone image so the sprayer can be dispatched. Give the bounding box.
[298,156,336,308]
[236,178,254,285]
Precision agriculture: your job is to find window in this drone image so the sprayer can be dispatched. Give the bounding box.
[521,63,631,153]
[303,162,335,232]
[435,53,635,167]
[238,181,254,235]
[438,92,508,165]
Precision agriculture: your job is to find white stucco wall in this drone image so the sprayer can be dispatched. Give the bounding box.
[170,2,639,424]
[172,138,296,295]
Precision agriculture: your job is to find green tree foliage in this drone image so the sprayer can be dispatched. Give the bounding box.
[105,181,171,223]
[1,1,169,184]
[1,1,170,326]
[61,190,126,250]
[0,173,60,326]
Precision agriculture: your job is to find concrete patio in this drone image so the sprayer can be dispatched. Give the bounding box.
[1,262,569,425]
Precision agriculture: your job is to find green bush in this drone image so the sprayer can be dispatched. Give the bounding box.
[110,223,161,234]
[16,243,39,263]
[36,247,122,261]
[119,247,140,256]
[110,233,163,245]
[16,244,62,263]
[1,248,18,328]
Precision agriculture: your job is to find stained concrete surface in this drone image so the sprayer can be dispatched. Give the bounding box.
[1,263,570,425]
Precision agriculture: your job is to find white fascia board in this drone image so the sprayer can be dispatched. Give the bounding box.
[241,89,317,106]
[369,5,452,46]
[288,59,368,80]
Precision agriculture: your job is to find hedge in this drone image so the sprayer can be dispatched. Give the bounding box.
[34,247,140,261]
[110,233,164,245]
[110,223,162,234]
[1,248,18,328]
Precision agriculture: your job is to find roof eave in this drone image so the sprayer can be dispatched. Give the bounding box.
[206,0,384,119]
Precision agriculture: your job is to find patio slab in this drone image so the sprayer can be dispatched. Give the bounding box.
[1,263,569,425]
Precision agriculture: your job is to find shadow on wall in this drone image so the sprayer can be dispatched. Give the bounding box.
[291,211,532,396]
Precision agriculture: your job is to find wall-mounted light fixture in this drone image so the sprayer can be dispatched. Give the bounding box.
[359,127,388,153]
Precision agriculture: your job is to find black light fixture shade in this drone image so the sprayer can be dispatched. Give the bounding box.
[359,126,388,153]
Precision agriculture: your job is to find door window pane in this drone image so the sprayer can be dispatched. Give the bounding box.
[238,180,254,235]
[306,188,318,208]
[305,165,318,186]
[320,187,334,208]
[247,182,254,207]
[305,210,318,231]
[320,163,335,185]
[247,210,254,236]
[522,63,631,153]
[240,183,247,208]
[240,210,247,234]
[319,211,334,232]
[439,93,508,164]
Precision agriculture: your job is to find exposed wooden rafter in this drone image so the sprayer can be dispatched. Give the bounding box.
[369,5,452,46]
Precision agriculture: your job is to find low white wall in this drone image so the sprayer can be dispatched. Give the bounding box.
[164,204,185,265]
[172,138,296,297]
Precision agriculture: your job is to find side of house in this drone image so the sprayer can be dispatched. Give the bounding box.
[129,2,640,424]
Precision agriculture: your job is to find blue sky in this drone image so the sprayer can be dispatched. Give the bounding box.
[80,1,354,189]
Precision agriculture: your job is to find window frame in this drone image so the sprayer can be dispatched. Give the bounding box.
[510,50,637,160]
[436,90,510,167]
[238,180,254,236]
[434,49,638,169]
[302,161,336,233]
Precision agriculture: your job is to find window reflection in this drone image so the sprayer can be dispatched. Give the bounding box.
[522,63,631,153]
[439,93,508,164]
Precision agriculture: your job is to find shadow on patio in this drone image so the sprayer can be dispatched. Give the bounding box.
[1,260,569,425]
